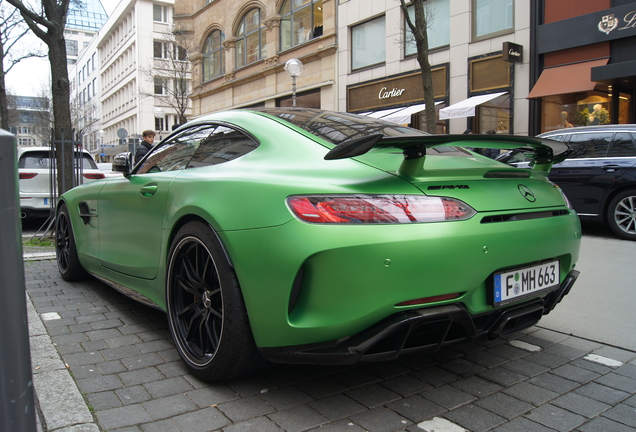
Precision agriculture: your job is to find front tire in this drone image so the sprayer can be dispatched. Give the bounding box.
[166,221,261,381]
[607,189,636,241]
[56,204,88,281]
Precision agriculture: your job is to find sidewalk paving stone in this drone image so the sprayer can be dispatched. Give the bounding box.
[23,258,636,432]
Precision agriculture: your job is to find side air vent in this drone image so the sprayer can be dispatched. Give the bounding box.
[481,210,569,224]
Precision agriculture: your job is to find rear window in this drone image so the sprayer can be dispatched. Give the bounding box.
[19,150,98,169]
[250,108,428,145]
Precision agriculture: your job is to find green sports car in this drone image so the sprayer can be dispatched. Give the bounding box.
[56,108,581,382]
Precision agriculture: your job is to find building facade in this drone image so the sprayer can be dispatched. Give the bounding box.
[174,0,337,115]
[338,0,531,136]
[70,35,102,158]
[7,96,50,146]
[69,0,192,161]
[65,0,108,65]
[528,0,636,134]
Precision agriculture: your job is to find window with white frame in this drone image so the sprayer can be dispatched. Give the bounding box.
[279,0,323,52]
[473,0,513,40]
[153,4,168,22]
[404,0,450,56]
[154,77,165,94]
[66,39,78,56]
[235,8,265,69]
[351,16,386,71]
[202,30,224,81]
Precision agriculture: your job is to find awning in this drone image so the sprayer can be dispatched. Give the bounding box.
[527,58,609,99]
[361,102,440,125]
[439,92,507,120]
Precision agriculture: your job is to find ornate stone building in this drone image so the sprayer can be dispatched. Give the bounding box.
[174,0,337,115]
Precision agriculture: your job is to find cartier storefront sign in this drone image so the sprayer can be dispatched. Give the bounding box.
[502,42,523,63]
[347,67,447,113]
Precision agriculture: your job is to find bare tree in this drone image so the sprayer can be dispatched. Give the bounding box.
[139,26,192,126]
[5,0,75,193]
[399,0,437,134]
[0,3,46,130]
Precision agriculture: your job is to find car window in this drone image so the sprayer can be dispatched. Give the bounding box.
[19,151,97,169]
[543,134,565,142]
[188,125,259,168]
[608,132,636,157]
[136,125,213,174]
[566,132,612,158]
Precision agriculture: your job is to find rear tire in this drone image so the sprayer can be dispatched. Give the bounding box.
[166,221,262,381]
[607,189,636,241]
[56,204,88,281]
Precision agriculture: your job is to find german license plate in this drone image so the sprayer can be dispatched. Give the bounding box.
[493,260,560,307]
[44,198,48,205]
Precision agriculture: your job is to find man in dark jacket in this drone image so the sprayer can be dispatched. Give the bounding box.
[135,130,156,164]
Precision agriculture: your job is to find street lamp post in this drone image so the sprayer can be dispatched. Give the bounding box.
[154,107,165,141]
[284,58,304,107]
[99,129,104,162]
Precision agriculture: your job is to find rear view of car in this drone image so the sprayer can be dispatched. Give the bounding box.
[55,108,582,382]
[18,147,104,219]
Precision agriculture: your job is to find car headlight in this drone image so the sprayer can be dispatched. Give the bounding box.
[287,195,476,224]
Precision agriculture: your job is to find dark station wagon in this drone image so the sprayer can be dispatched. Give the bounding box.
[498,125,636,240]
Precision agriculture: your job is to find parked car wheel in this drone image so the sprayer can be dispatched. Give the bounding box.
[607,189,636,241]
[166,221,261,381]
[55,204,88,281]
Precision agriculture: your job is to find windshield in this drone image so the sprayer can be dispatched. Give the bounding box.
[249,108,429,145]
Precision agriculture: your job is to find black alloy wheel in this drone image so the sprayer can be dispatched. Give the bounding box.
[608,189,636,241]
[166,221,261,381]
[56,204,87,281]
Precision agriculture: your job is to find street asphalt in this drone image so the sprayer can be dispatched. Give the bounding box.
[21,246,636,432]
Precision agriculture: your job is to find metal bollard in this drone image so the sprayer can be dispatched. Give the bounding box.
[0,129,37,432]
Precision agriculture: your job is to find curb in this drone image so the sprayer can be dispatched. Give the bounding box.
[27,293,100,432]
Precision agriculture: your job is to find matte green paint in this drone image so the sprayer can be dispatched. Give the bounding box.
[59,109,581,349]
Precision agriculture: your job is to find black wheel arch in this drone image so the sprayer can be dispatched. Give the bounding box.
[167,215,234,270]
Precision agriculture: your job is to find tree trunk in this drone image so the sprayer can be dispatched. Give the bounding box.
[401,0,437,134]
[48,26,74,194]
[0,36,9,131]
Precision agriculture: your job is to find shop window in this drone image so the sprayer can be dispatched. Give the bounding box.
[476,93,511,135]
[236,8,265,69]
[473,0,513,40]
[404,0,450,56]
[540,90,633,133]
[351,16,385,71]
[280,0,323,52]
[202,30,224,82]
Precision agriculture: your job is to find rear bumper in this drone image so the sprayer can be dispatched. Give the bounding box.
[259,270,579,366]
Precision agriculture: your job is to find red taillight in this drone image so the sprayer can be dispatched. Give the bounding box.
[20,173,38,180]
[287,195,475,224]
[83,173,105,180]
[396,293,461,306]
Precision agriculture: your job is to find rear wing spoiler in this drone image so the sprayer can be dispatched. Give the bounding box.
[324,134,571,178]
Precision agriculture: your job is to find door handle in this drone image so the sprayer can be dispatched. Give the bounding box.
[602,164,620,173]
[140,185,158,197]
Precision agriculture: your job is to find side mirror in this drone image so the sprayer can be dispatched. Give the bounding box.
[112,152,132,176]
